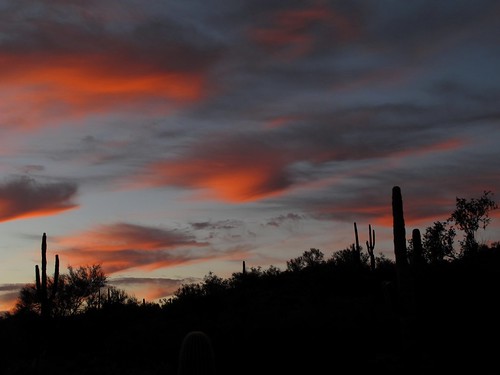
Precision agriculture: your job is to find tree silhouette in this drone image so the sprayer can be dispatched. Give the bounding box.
[286,248,325,272]
[15,264,106,317]
[449,190,498,254]
[422,220,457,263]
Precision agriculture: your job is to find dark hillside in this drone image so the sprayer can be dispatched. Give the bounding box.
[1,246,500,374]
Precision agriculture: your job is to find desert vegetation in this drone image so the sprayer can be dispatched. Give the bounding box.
[0,186,498,374]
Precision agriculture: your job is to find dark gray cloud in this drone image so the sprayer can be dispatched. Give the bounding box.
[264,213,306,227]
[190,219,244,231]
[0,176,78,222]
[0,283,25,293]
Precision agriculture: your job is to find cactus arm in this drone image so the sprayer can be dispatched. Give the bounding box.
[41,233,48,317]
[35,265,41,295]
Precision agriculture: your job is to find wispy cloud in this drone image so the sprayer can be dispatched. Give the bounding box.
[0,283,25,313]
[57,222,211,273]
[263,213,306,228]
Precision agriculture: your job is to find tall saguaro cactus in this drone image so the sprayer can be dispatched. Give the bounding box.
[391,186,417,355]
[40,233,48,317]
[392,186,409,273]
[35,233,60,317]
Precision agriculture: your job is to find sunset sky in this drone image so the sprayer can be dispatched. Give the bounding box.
[1,0,499,312]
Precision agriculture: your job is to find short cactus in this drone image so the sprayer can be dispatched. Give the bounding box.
[177,330,216,375]
[366,224,376,271]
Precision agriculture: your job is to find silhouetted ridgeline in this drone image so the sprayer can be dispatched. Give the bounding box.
[0,186,498,374]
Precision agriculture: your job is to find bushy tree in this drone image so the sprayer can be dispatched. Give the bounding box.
[422,221,457,263]
[449,190,498,254]
[14,264,112,317]
[14,284,40,316]
[103,285,139,307]
[286,248,324,272]
[330,244,369,268]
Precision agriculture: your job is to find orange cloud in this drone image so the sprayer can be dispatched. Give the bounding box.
[150,162,287,202]
[146,148,292,202]
[57,223,209,274]
[0,176,78,222]
[0,52,206,127]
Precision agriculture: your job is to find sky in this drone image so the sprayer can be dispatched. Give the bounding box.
[0,0,499,313]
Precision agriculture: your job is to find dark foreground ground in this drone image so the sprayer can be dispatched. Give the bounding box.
[1,249,499,374]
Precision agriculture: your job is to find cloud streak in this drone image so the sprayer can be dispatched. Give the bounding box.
[58,222,211,273]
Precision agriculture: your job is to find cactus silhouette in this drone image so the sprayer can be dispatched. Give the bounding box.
[392,187,409,276]
[411,228,424,271]
[35,233,60,317]
[366,224,376,271]
[353,222,361,266]
[35,264,41,298]
[392,186,415,311]
[177,331,216,375]
[52,254,59,298]
[41,232,48,316]
[391,186,418,363]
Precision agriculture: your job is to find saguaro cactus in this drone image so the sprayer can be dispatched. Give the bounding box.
[35,265,41,292]
[40,233,48,317]
[411,228,424,271]
[35,233,60,317]
[391,186,417,355]
[366,224,376,271]
[353,222,361,266]
[392,187,409,272]
[177,330,216,375]
[52,254,59,296]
